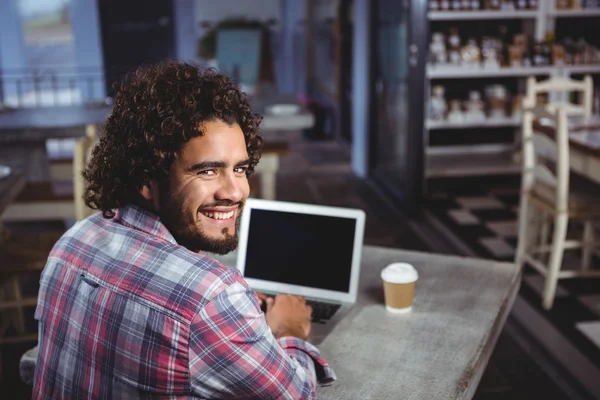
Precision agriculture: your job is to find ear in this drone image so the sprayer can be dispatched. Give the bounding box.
[139,181,161,211]
[139,182,155,202]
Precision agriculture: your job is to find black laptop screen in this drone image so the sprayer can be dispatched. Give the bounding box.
[243,208,357,293]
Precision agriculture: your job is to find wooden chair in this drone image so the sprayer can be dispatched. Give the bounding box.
[516,92,600,310]
[524,74,594,119]
[0,126,97,378]
[73,125,98,220]
[2,124,98,223]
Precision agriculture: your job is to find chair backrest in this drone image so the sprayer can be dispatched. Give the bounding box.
[524,75,594,119]
[73,124,97,221]
[521,102,570,212]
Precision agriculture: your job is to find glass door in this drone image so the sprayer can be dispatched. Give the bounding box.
[368,0,428,212]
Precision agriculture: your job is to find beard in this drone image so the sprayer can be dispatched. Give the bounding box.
[157,181,243,255]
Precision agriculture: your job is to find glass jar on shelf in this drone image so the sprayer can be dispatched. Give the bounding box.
[461,38,482,67]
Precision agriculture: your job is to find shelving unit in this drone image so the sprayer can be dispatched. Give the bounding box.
[426,115,521,130]
[425,2,600,179]
[428,10,538,21]
[427,64,600,79]
[549,9,600,17]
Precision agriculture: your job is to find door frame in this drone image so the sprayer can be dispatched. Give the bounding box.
[367,0,428,212]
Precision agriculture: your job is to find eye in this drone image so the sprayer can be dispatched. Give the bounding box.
[197,169,216,176]
[234,166,248,174]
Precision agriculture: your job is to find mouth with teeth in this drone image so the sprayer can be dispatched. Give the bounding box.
[199,210,235,221]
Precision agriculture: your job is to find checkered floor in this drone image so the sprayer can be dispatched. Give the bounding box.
[426,176,600,374]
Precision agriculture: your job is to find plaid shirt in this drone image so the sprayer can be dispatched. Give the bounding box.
[33,205,335,399]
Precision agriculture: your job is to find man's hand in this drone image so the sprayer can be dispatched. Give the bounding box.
[265,294,312,341]
[256,291,269,308]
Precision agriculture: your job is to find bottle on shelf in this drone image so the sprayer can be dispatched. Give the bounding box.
[447,28,462,65]
[571,0,584,8]
[464,91,486,122]
[483,0,501,10]
[501,0,516,9]
[585,0,599,8]
[430,85,448,121]
[541,32,555,65]
[461,37,482,67]
[515,0,528,8]
[497,25,509,67]
[430,32,448,65]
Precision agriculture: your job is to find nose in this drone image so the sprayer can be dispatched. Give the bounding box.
[214,172,247,203]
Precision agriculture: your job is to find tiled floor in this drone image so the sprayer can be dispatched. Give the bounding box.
[427,175,600,399]
[0,132,577,399]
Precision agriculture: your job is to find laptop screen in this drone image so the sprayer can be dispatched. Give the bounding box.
[243,208,357,293]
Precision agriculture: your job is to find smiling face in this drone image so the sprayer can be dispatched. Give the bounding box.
[154,120,251,254]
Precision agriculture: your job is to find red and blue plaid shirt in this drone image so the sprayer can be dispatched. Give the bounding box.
[33,205,335,399]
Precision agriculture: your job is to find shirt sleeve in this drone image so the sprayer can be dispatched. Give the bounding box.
[188,273,336,399]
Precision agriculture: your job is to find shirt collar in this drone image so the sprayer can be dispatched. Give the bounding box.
[114,205,177,245]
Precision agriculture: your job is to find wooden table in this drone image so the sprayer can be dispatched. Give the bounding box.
[212,245,521,399]
[533,115,600,184]
[21,245,520,398]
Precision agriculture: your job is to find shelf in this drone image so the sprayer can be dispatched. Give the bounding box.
[428,10,539,21]
[426,116,521,130]
[426,150,520,178]
[427,64,600,79]
[549,9,600,17]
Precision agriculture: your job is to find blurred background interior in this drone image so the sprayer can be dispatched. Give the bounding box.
[1,0,600,398]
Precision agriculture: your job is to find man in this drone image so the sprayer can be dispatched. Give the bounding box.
[33,60,335,399]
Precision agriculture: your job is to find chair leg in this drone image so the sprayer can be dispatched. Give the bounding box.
[582,220,595,271]
[542,213,569,310]
[539,212,551,263]
[8,277,26,334]
[515,196,531,267]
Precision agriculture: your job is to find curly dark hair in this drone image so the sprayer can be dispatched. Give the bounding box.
[83,60,263,218]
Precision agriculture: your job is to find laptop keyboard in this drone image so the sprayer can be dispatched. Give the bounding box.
[260,295,341,324]
[306,299,341,324]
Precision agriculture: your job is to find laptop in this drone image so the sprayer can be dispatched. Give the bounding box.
[236,198,366,344]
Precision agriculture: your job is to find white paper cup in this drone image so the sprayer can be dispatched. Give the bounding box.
[381,263,419,313]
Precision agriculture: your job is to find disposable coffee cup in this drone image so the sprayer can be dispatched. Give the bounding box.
[381,263,418,314]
